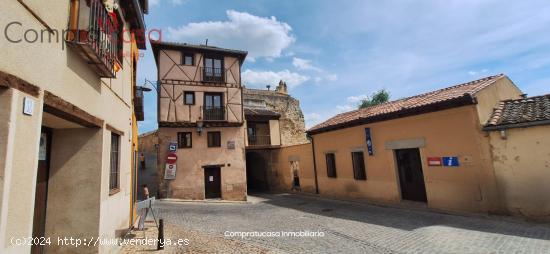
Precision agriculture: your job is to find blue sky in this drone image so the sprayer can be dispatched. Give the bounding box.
[137,0,550,134]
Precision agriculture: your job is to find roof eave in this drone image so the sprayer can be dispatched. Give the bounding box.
[483,119,550,131]
[307,94,477,135]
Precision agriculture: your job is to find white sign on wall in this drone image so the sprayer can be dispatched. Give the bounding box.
[164,163,177,180]
[23,97,34,116]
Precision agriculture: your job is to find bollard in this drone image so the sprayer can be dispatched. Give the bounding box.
[157,219,164,250]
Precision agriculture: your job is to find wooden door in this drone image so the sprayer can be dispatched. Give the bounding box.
[395,148,427,202]
[32,128,51,254]
[204,167,221,199]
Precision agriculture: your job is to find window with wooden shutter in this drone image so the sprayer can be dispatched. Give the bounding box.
[207,131,221,147]
[326,153,337,178]
[177,132,192,148]
[352,151,366,180]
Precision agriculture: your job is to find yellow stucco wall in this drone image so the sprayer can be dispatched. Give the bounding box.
[308,105,499,213]
[474,77,523,124]
[489,125,550,218]
[271,143,316,193]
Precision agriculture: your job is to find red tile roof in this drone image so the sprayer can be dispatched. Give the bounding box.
[484,93,550,130]
[308,74,506,134]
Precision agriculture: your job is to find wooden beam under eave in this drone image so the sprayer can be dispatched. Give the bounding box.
[43,91,104,128]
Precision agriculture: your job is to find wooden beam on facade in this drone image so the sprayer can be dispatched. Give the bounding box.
[43,91,104,128]
[0,70,40,97]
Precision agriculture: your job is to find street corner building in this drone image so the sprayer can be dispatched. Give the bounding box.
[151,41,249,201]
[275,74,550,219]
[0,0,148,253]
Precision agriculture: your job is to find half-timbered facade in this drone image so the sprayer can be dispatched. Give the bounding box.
[151,41,248,200]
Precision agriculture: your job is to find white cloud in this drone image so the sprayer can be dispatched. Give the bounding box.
[292,57,322,71]
[242,69,310,88]
[148,0,184,6]
[319,1,550,99]
[167,10,295,60]
[304,113,322,126]
[325,74,338,81]
[346,94,368,103]
[292,57,338,83]
[468,69,489,76]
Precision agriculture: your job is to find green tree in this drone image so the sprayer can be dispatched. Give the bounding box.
[359,89,390,109]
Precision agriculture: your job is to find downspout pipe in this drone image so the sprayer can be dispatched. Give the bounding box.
[308,133,319,194]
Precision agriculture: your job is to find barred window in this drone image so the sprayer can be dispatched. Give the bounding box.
[352,151,366,180]
[109,133,120,192]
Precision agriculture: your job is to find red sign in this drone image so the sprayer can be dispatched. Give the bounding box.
[427,157,442,166]
[166,153,178,164]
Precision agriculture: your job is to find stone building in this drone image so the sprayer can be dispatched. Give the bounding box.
[139,77,310,197]
[243,81,309,192]
[244,81,308,146]
[0,0,148,253]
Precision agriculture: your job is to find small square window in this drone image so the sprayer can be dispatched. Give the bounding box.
[177,132,192,148]
[182,53,194,65]
[184,92,195,105]
[207,132,221,147]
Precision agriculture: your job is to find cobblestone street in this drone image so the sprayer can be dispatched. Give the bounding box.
[154,193,550,254]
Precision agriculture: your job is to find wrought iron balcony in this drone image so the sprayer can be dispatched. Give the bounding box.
[202,106,226,121]
[66,0,121,78]
[202,67,224,83]
[247,135,272,147]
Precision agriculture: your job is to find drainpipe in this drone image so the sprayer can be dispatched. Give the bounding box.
[308,133,319,194]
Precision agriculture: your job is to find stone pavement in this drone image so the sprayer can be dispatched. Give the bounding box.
[154,193,550,254]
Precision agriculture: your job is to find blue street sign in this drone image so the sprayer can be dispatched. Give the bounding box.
[365,128,374,156]
[169,142,177,152]
[442,156,459,167]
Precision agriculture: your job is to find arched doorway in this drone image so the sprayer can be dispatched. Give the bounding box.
[246,151,269,192]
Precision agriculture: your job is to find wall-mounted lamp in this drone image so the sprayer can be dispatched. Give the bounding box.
[197,121,204,135]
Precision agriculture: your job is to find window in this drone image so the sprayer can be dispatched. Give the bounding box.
[326,153,337,178]
[177,132,192,148]
[203,57,223,82]
[184,91,195,105]
[204,93,224,121]
[182,53,194,65]
[204,93,223,108]
[109,133,120,192]
[351,151,366,180]
[207,132,221,147]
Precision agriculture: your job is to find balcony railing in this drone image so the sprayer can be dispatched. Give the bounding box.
[202,106,226,121]
[66,0,120,78]
[202,67,224,83]
[248,135,272,146]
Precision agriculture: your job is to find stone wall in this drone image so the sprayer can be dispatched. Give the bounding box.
[243,84,308,146]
